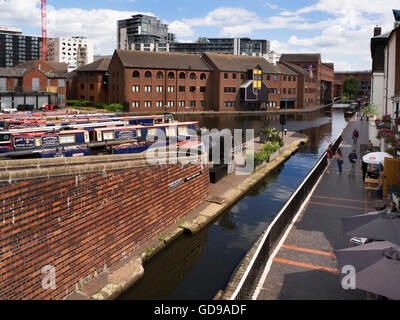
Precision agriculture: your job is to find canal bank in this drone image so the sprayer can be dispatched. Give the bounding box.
[68,132,308,300]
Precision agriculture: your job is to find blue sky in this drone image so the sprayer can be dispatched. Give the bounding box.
[1,0,399,70]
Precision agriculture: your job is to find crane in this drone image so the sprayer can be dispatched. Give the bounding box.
[41,0,48,61]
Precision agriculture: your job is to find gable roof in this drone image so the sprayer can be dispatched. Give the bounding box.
[280,53,321,63]
[0,66,65,79]
[76,57,111,72]
[279,61,310,77]
[203,53,277,73]
[274,63,297,76]
[114,49,212,71]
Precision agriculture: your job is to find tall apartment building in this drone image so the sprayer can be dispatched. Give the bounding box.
[117,15,270,58]
[117,14,175,52]
[170,37,270,58]
[0,27,41,67]
[47,37,94,72]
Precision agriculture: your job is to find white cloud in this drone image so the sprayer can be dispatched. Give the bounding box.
[166,20,195,38]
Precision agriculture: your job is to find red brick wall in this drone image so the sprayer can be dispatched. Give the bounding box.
[68,71,108,104]
[0,161,209,299]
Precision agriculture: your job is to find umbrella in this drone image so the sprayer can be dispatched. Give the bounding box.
[362,152,393,165]
[341,211,400,245]
[335,241,400,299]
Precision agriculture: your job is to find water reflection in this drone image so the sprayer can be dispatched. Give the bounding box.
[120,107,349,300]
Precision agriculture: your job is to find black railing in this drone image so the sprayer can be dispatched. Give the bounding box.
[228,134,342,300]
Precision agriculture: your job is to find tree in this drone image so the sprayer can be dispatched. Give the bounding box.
[343,77,361,99]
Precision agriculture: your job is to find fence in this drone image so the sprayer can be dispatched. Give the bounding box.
[227,134,342,300]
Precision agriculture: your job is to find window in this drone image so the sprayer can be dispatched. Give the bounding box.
[89,96,94,101]
[283,76,287,81]
[89,83,94,90]
[132,70,140,78]
[179,100,185,107]
[132,85,139,92]
[241,74,245,80]
[273,75,277,81]
[224,73,228,79]
[145,71,152,78]
[168,86,174,92]
[267,75,271,81]
[283,88,286,94]
[190,101,196,107]
[179,72,186,79]
[178,126,189,136]
[166,127,177,137]
[144,85,152,92]
[190,86,196,92]
[132,101,139,108]
[293,88,296,94]
[156,71,163,79]
[232,73,236,79]
[288,88,291,94]
[156,85,163,92]
[144,101,151,107]
[156,101,163,107]
[60,135,76,144]
[223,101,235,107]
[179,86,185,92]
[80,83,85,89]
[200,73,206,80]
[200,86,206,92]
[167,101,174,107]
[224,87,236,93]
[200,100,206,107]
[168,72,175,79]
[190,73,196,80]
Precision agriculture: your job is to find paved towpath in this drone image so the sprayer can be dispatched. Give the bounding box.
[255,117,377,300]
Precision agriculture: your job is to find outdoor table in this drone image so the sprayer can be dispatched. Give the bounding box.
[364,178,381,190]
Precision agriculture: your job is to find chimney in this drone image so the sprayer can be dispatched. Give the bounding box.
[374,26,382,37]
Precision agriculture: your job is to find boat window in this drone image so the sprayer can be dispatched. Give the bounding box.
[103,132,114,140]
[178,126,188,136]
[35,138,41,147]
[136,129,141,137]
[166,126,177,137]
[60,135,76,144]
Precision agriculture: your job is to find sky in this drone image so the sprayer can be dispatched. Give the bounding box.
[0,0,398,71]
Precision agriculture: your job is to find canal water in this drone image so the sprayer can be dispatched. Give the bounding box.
[119,106,350,300]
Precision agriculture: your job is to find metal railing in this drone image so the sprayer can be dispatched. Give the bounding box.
[228,134,342,300]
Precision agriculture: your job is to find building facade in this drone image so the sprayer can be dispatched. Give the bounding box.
[170,38,270,58]
[279,53,334,105]
[66,57,110,104]
[0,27,41,67]
[0,61,67,109]
[117,15,175,52]
[334,71,372,99]
[48,37,94,72]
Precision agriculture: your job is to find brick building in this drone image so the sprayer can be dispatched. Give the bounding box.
[333,71,372,99]
[0,60,68,109]
[66,57,110,104]
[108,49,213,112]
[278,61,318,109]
[280,53,334,105]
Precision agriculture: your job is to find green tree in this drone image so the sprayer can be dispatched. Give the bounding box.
[343,77,361,98]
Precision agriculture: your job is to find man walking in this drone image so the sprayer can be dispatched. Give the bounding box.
[348,149,357,177]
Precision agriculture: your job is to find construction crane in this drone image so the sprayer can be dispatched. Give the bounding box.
[41,0,48,61]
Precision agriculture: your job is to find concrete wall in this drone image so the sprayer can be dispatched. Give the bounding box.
[0,154,209,299]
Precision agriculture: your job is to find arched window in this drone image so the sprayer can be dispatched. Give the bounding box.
[156,71,163,79]
[190,73,196,80]
[168,72,175,79]
[132,70,140,78]
[145,71,152,78]
[200,73,206,80]
[179,72,186,79]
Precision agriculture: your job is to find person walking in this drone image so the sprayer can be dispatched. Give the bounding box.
[360,157,368,182]
[326,144,333,174]
[336,148,343,173]
[348,149,357,177]
[352,128,359,144]
[367,140,373,152]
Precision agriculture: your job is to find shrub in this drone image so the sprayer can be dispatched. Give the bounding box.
[94,102,106,109]
[105,103,124,112]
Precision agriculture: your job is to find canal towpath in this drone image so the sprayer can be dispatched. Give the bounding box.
[254,117,378,300]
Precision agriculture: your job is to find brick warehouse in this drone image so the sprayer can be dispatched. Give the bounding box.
[103,50,331,112]
[0,153,209,299]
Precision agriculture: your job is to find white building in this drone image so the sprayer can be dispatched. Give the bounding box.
[47,37,93,72]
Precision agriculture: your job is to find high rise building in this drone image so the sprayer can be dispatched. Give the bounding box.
[47,36,94,72]
[0,27,41,67]
[117,14,175,52]
[170,37,270,58]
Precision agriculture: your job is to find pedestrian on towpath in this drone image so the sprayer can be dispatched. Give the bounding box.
[360,157,368,182]
[336,148,343,173]
[326,144,333,174]
[348,149,357,177]
[352,128,359,144]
